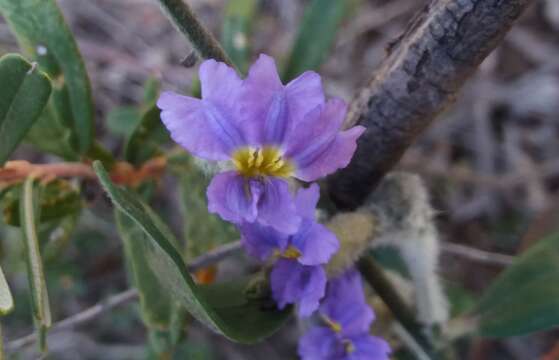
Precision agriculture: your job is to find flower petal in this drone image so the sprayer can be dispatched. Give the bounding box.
[256,177,301,234]
[242,55,325,146]
[199,59,255,147]
[285,70,325,126]
[239,222,288,261]
[284,98,345,161]
[346,334,391,360]
[291,219,339,266]
[242,54,284,145]
[199,59,242,109]
[298,326,339,360]
[158,91,234,160]
[295,124,365,182]
[263,91,289,145]
[294,183,321,219]
[207,171,259,224]
[320,269,374,335]
[270,259,326,317]
[285,98,364,181]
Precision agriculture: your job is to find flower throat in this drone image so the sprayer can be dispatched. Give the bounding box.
[233,147,294,178]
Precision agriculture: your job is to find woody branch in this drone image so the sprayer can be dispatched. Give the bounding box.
[327,0,535,210]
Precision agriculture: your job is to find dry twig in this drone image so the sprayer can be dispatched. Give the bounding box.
[0,157,167,188]
[440,242,514,266]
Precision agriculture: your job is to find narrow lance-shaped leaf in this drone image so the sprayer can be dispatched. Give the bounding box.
[0,54,51,166]
[116,210,173,330]
[0,0,95,154]
[125,106,168,166]
[474,233,559,337]
[179,155,237,260]
[282,0,349,81]
[20,177,52,352]
[124,78,170,166]
[25,107,78,160]
[221,0,258,73]
[93,161,291,344]
[0,264,14,316]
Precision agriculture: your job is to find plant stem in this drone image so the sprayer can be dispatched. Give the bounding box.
[158,0,233,67]
[358,254,436,357]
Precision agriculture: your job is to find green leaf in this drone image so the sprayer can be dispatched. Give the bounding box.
[25,108,78,160]
[124,78,169,166]
[475,233,559,337]
[0,54,51,166]
[444,281,476,318]
[124,106,168,166]
[106,106,142,137]
[0,264,14,315]
[116,210,173,330]
[19,177,52,351]
[93,161,291,343]
[221,0,257,73]
[178,156,238,259]
[0,0,95,154]
[169,302,188,346]
[142,76,161,104]
[282,0,348,81]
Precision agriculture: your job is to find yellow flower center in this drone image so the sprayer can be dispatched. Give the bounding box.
[273,246,302,260]
[232,147,294,178]
[282,245,302,259]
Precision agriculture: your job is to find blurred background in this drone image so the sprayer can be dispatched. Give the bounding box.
[1,0,559,359]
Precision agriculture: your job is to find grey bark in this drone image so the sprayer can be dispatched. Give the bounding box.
[327,0,535,210]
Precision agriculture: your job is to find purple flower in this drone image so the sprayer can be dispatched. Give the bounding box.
[319,269,374,336]
[298,269,391,360]
[157,55,364,233]
[240,184,339,263]
[270,259,326,317]
[240,184,339,316]
[298,327,391,360]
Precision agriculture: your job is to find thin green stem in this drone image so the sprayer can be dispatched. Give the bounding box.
[158,0,234,67]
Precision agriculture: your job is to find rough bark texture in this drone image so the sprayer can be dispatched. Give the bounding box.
[328,0,535,210]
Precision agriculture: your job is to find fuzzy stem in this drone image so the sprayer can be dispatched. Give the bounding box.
[357,254,435,356]
[157,0,234,66]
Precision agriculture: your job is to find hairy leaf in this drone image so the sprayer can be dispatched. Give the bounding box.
[124,78,169,166]
[475,233,559,337]
[0,0,95,154]
[20,177,52,352]
[221,0,257,73]
[0,54,51,166]
[178,155,238,260]
[106,106,142,137]
[0,264,14,316]
[116,210,173,329]
[94,161,290,343]
[282,0,348,81]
